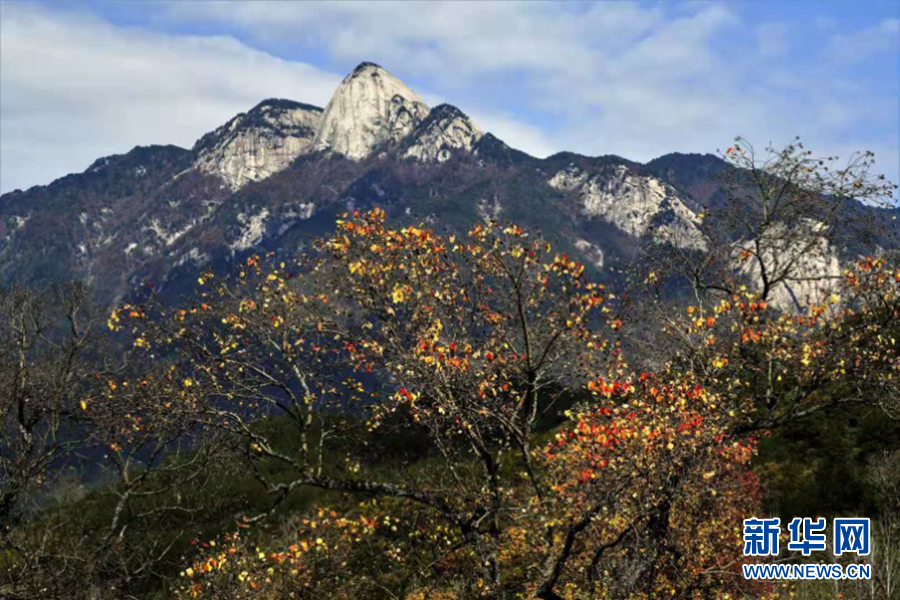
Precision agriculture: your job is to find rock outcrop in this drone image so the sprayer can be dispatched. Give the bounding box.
[403,104,483,162]
[193,99,323,190]
[549,164,706,250]
[735,220,843,312]
[312,62,429,159]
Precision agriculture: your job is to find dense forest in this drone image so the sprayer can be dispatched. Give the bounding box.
[2,141,899,599]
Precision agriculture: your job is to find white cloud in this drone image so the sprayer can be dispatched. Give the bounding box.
[159,1,897,182]
[164,2,660,78]
[755,22,791,59]
[823,18,900,66]
[0,4,342,192]
[467,109,558,158]
[1,1,897,193]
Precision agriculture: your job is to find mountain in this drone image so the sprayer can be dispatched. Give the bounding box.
[312,62,429,159]
[546,157,706,250]
[193,99,323,190]
[1,62,892,305]
[402,104,484,162]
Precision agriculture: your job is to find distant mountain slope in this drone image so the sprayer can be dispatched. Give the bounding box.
[2,62,893,305]
[0,145,209,297]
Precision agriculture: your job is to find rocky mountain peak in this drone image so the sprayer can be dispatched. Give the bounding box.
[425,103,466,120]
[312,62,430,160]
[193,99,323,191]
[403,104,483,162]
[351,61,383,74]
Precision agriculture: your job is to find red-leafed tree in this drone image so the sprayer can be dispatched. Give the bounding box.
[106,210,768,599]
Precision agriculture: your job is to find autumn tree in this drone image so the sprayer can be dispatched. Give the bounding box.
[631,139,898,430]
[1,288,225,599]
[655,252,900,441]
[110,210,765,599]
[0,284,99,526]
[649,137,897,313]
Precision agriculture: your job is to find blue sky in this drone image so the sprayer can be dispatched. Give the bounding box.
[1,0,898,193]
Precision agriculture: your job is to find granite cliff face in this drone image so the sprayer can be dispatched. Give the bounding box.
[312,62,430,159]
[548,163,706,250]
[734,221,843,312]
[403,104,483,162]
[193,99,323,190]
